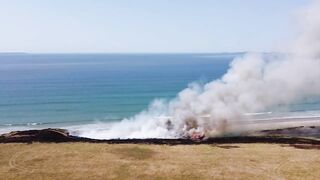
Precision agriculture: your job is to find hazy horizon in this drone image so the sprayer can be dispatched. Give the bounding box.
[0,0,311,53]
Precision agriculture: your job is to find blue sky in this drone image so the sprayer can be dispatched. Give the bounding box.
[0,0,311,53]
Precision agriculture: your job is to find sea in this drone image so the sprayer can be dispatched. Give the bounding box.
[0,53,319,135]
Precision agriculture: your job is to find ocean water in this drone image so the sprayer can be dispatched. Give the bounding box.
[0,53,319,134]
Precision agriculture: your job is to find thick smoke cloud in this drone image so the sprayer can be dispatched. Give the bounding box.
[78,1,320,139]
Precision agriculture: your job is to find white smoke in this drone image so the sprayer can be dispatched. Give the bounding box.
[78,1,320,139]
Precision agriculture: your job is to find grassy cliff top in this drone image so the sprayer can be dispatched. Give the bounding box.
[0,143,319,180]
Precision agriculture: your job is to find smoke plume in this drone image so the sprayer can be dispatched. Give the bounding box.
[79,1,320,139]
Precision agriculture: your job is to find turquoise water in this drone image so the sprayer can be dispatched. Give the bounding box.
[0,53,319,133]
[0,53,236,126]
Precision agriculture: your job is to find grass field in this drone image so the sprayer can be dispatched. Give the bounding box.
[0,143,319,180]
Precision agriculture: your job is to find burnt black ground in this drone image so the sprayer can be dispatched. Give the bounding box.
[1,126,319,145]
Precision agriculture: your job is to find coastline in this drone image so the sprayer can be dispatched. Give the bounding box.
[1,126,319,146]
[1,115,320,140]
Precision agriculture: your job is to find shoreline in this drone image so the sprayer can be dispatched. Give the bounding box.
[1,126,319,146]
[1,115,320,138]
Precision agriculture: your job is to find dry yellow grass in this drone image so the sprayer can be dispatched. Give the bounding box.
[0,143,319,180]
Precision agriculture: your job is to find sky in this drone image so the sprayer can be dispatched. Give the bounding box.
[0,0,311,53]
